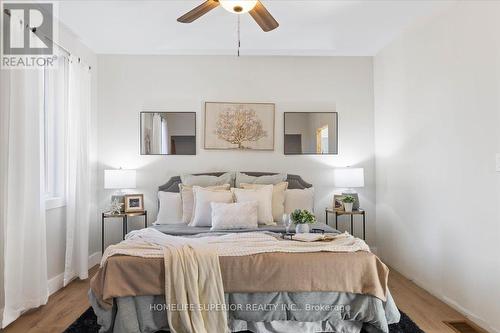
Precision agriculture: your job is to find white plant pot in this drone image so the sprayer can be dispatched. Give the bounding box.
[295,224,310,234]
[344,202,353,212]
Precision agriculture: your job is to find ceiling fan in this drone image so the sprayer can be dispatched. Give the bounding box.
[177,0,279,32]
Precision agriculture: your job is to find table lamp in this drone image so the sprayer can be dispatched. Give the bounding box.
[104,169,136,211]
[333,167,364,210]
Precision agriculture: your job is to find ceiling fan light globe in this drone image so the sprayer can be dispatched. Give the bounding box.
[219,0,258,14]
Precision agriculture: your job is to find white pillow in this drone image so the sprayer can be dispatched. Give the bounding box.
[181,172,235,187]
[190,186,234,227]
[179,184,230,224]
[284,188,315,214]
[240,182,288,222]
[235,172,287,188]
[232,185,274,225]
[156,192,183,224]
[210,201,258,230]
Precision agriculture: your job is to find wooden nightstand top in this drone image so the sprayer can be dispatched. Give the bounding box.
[325,208,365,215]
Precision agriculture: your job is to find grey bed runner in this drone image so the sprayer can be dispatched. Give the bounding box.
[151,222,337,236]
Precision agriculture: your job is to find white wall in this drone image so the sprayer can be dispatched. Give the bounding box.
[97,55,376,245]
[374,2,500,332]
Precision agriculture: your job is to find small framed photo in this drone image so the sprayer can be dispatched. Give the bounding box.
[124,194,144,213]
[333,194,346,211]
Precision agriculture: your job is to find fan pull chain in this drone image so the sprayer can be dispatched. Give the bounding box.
[237,15,241,57]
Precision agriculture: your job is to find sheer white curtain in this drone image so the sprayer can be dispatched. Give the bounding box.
[151,112,162,154]
[63,58,91,286]
[161,117,169,154]
[0,64,48,329]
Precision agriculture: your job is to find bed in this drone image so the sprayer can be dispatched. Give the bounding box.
[89,172,400,333]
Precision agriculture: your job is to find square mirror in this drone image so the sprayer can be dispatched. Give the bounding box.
[284,112,338,155]
[140,112,196,155]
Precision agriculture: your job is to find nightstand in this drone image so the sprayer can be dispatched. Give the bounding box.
[101,211,148,254]
[325,208,366,240]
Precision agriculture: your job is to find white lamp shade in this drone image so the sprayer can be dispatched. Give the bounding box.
[104,169,136,189]
[333,168,365,188]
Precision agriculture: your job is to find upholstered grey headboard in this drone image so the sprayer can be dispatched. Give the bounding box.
[158,172,312,193]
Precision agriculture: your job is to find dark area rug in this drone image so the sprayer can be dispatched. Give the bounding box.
[64,307,424,333]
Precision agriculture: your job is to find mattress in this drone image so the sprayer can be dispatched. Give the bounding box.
[150,222,337,236]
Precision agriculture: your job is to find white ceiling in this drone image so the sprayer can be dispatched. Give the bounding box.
[56,0,453,56]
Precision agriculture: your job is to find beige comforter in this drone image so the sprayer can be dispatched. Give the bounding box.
[91,230,389,314]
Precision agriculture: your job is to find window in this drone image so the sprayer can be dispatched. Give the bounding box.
[316,125,329,154]
[43,57,68,209]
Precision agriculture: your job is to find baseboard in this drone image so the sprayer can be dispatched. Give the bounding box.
[47,272,65,296]
[47,251,102,296]
[441,296,500,333]
[88,251,102,268]
[400,273,499,333]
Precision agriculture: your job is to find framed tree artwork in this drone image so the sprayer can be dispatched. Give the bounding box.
[204,102,275,150]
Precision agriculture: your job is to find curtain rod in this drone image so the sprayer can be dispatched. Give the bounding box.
[3,8,92,70]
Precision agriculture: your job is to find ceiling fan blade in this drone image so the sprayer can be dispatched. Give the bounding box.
[177,0,220,23]
[249,0,279,32]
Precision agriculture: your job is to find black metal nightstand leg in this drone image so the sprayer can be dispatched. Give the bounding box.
[350,215,353,236]
[363,212,366,240]
[123,216,127,240]
[325,211,328,226]
[101,213,105,254]
[335,213,338,230]
[145,211,148,228]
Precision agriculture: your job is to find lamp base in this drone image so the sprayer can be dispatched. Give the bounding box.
[111,190,126,212]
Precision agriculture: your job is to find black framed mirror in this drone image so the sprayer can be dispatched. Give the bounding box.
[140,112,196,155]
[284,112,338,155]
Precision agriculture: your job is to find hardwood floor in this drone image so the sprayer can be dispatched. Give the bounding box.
[388,269,474,333]
[3,266,477,333]
[2,266,99,333]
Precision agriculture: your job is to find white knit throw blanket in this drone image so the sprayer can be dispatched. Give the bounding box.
[102,228,370,264]
[100,229,370,333]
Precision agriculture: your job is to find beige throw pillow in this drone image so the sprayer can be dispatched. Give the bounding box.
[180,172,235,187]
[284,187,315,214]
[232,185,274,225]
[235,172,287,188]
[190,186,234,227]
[179,183,230,224]
[240,182,288,223]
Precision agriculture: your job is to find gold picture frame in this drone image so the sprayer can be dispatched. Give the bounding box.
[124,194,144,213]
[204,102,275,150]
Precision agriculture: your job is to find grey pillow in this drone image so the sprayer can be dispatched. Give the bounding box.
[181,172,235,187]
[235,172,287,188]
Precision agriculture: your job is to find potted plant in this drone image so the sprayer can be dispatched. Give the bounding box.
[341,195,356,213]
[290,209,316,233]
